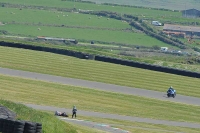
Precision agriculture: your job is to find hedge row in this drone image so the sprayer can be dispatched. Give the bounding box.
[101,2,180,12]
[82,10,186,48]
[0,41,200,78]
[0,118,42,133]
[65,0,96,4]
[0,2,74,12]
[140,21,186,45]
[130,21,187,49]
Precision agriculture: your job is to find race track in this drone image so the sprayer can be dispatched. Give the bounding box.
[24,103,200,129]
[0,67,200,106]
[1,67,200,129]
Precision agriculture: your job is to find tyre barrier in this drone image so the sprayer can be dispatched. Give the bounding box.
[24,121,36,133]
[13,120,25,133]
[0,118,42,133]
[95,55,200,78]
[0,118,3,132]
[1,41,200,78]
[0,41,91,60]
[35,123,42,133]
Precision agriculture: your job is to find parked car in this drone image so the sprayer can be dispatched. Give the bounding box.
[152,21,162,26]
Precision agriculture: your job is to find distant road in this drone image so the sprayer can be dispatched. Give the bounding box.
[0,67,200,106]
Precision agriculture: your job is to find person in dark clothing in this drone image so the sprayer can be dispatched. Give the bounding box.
[72,105,77,118]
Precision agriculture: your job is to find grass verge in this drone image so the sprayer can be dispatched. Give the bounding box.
[0,99,107,133]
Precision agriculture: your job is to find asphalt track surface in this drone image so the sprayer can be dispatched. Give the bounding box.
[58,117,183,133]
[0,67,200,106]
[59,117,130,133]
[24,103,200,129]
[1,67,200,129]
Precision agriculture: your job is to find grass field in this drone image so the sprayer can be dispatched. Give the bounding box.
[0,24,171,46]
[0,100,105,133]
[0,7,130,29]
[0,4,174,47]
[1,0,180,15]
[0,74,200,124]
[0,46,200,98]
[2,0,200,48]
[3,0,200,25]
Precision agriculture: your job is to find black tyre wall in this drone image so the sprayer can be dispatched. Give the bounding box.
[1,41,200,78]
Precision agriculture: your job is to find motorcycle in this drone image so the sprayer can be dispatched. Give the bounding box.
[167,89,176,98]
[55,111,68,117]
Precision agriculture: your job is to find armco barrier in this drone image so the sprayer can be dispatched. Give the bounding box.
[1,41,200,78]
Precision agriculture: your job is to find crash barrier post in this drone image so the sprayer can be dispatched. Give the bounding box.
[0,118,42,133]
[1,41,200,78]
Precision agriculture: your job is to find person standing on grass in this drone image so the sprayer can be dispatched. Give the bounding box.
[72,105,77,118]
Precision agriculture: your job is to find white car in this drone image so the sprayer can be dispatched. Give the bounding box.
[152,21,162,26]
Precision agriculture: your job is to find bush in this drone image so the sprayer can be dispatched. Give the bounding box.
[124,14,138,21]
[152,45,160,50]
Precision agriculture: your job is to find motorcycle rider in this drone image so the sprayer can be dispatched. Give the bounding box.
[168,86,175,94]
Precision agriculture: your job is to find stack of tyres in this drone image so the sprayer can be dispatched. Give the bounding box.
[0,119,42,133]
[24,121,36,133]
[13,120,25,133]
[0,118,4,132]
[6,119,15,133]
[36,123,42,133]
[2,119,8,133]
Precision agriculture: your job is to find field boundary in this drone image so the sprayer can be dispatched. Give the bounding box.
[1,41,200,78]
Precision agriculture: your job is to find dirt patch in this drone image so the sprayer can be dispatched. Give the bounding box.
[0,106,16,119]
